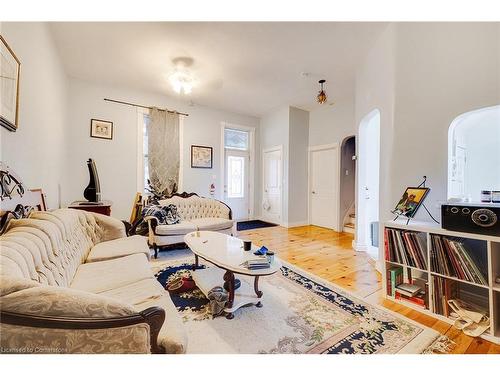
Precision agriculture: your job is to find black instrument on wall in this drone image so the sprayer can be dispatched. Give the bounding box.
[441,203,500,236]
[83,158,101,203]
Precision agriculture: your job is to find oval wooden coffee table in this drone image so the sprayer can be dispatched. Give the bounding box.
[184,231,282,319]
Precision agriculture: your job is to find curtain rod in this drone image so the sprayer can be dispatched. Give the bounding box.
[103,98,189,117]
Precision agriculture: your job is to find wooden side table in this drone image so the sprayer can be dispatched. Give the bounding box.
[68,200,112,216]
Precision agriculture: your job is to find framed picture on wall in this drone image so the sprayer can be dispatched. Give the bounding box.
[90,119,113,140]
[191,145,213,168]
[0,35,21,132]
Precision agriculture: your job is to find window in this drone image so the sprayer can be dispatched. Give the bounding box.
[227,155,245,198]
[224,128,249,150]
[448,105,500,202]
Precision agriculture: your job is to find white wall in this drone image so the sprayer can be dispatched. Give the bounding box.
[288,107,309,226]
[0,23,68,209]
[308,97,355,147]
[353,23,499,263]
[259,106,289,222]
[391,23,500,221]
[259,105,310,226]
[65,78,259,220]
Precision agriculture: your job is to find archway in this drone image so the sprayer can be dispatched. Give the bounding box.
[448,105,500,202]
[355,109,380,260]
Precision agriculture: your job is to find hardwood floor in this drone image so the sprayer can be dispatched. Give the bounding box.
[237,224,500,354]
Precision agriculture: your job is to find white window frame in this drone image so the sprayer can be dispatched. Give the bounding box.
[220,122,256,219]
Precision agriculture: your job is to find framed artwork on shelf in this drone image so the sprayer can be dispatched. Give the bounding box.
[0,35,21,132]
[90,119,113,140]
[392,187,430,218]
[191,145,213,168]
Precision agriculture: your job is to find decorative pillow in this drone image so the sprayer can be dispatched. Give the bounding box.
[142,204,180,225]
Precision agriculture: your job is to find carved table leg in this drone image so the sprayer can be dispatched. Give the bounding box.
[224,270,235,319]
[192,254,199,271]
[254,276,263,307]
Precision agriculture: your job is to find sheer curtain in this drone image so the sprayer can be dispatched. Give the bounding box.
[147,107,180,197]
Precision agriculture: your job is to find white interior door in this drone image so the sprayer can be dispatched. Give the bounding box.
[262,147,282,224]
[310,146,338,230]
[224,149,250,220]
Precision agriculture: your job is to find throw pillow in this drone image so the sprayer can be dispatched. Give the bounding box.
[142,204,180,225]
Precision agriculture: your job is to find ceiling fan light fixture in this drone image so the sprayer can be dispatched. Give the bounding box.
[317,79,327,104]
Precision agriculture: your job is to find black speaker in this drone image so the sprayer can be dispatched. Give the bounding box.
[441,203,500,236]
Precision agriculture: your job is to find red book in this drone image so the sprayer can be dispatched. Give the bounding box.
[395,291,426,307]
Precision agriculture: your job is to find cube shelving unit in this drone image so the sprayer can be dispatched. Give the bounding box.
[383,219,500,344]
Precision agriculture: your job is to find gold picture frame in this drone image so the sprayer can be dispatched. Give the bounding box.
[0,35,21,132]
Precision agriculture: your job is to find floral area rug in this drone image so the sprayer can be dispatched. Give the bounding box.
[154,253,441,354]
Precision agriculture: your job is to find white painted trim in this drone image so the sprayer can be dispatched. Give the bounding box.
[284,220,310,228]
[136,108,148,193]
[355,108,381,259]
[178,116,184,192]
[221,122,256,220]
[261,145,284,226]
[308,142,340,231]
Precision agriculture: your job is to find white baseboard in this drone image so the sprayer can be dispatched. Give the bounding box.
[283,220,309,228]
[352,240,368,252]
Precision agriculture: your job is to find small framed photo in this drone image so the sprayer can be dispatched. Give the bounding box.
[191,145,213,169]
[392,187,430,218]
[0,35,21,132]
[90,119,113,140]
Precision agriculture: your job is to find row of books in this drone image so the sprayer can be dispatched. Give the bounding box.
[387,266,429,309]
[433,277,458,316]
[430,235,488,286]
[385,229,427,269]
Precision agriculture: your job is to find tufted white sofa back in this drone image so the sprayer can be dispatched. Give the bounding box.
[158,195,231,221]
[0,209,118,288]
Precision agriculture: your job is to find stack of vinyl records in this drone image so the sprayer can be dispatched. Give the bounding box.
[430,235,487,285]
[385,228,427,269]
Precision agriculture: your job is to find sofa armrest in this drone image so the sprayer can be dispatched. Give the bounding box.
[0,285,166,353]
[92,213,127,241]
[0,307,165,354]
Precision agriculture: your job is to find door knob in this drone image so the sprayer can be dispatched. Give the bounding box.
[312,191,316,194]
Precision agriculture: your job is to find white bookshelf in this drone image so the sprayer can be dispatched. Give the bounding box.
[383,219,500,344]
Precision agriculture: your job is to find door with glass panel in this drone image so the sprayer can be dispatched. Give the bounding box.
[224,128,251,220]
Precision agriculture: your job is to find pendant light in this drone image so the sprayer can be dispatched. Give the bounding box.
[317,79,327,104]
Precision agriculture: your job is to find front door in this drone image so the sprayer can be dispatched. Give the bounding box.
[310,147,338,229]
[224,149,250,221]
[262,147,282,224]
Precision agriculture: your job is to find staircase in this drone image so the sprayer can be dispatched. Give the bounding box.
[343,212,355,234]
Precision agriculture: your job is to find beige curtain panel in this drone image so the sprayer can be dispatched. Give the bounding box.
[147,107,180,197]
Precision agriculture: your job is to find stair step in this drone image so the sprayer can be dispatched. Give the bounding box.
[349,213,356,218]
[343,225,355,234]
[344,223,355,228]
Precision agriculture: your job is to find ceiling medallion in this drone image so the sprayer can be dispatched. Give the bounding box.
[317,79,327,104]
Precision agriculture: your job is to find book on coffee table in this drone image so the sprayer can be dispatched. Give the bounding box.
[243,258,270,270]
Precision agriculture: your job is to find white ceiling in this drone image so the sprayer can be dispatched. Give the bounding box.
[49,22,388,117]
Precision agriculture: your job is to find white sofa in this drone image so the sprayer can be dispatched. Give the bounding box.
[146,193,234,258]
[0,209,187,354]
